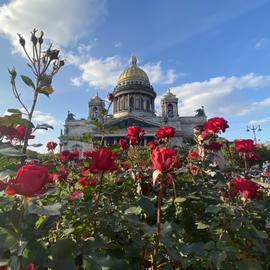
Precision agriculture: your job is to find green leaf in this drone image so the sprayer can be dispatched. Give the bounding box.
[49,239,76,270]
[7,108,21,114]
[236,259,263,270]
[36,123,54,130]
[38,85,54,96]
[21,75,35,88]
[209,250,227,268]
[27,202,62,216]
[0,169,16,179]
[137,197,156,217]
[0,227,17,250]
[1,114,34,128]
[174,197,187,203]
[28,143,42,147]
[205,205,222,214]
[50,239,75,259]
[196,222,209,230]
[0,142,26,157]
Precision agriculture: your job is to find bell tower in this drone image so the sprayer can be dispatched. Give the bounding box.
[88,94,105,120]
[161,89,179,118]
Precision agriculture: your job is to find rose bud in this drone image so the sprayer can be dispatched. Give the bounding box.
[107,92,114,101]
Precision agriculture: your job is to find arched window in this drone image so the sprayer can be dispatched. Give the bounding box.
[93,107,98,119]
[167,103,173,117]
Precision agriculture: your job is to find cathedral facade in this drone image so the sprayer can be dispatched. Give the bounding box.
[59,56,206,152]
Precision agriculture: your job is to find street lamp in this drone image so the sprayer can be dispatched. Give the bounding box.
[246,125,262,144]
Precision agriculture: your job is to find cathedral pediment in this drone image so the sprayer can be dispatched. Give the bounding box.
[105,115,162,129]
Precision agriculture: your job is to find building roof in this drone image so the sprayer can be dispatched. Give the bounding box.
[89,94,104,105]
[117,55,150,85]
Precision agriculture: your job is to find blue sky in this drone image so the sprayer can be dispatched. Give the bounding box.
[0,0,270,152]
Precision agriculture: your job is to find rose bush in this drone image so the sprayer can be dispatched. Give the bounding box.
[1,121,270,269]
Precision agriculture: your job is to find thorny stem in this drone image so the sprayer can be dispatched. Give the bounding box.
[93,172,104,234]
[172,179,176,203]
[153,183,164,270]
[11,81,29,114]
[100,101,113,147]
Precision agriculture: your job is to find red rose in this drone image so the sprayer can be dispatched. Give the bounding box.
[70,190,83,200]
[189,164,199,175]
[70,150,80,160]
[5,164,49,197]
[83,151,93,157]
[232,177,259,199]
[234,139,255,152]
[150,147,177,172]
[187,150,200,160]
[118,138,129,150]
[107,92,114,101]
[15,125,34,141]
[155,126,175,139]
[0,266,8,270]
[204,117,229,133]
[206,142,223,151]
[59,150,70,162]
[0,126,17,140]
[46,141,57,151]
[78,168,95,187]
[26,263,35,270]
[90,147,117,172]
[78,176,95,188]
[243,150,258,160]
[148,141,158,150]
[59,167,68,181]
[126,126,145,144]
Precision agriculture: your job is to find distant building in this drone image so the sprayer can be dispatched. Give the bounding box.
[59,56,206,152]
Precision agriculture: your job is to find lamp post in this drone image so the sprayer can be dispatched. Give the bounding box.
[246,125,262,144]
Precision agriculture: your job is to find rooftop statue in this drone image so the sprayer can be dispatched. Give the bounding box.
[66,111,75,120]
[195,106,206,117]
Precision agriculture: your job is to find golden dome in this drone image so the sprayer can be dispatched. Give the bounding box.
[117,56,150,85]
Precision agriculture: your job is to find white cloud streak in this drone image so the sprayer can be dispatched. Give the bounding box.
[249,117,270,126]
[155,73,270,117]
[70,55,178,89]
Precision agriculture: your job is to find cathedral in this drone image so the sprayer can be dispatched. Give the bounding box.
[59,56,206,152]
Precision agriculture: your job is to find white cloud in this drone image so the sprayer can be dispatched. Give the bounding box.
[255,38,270,49]
[32,110,59,125]
[114,42,122,48]
[142,62,177,85]
[155,73,270,117]
[239,97,270,115]
[0,0,106,52]
[70,55,178,89]
[249,117,270,126]
[70,56,124,89]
